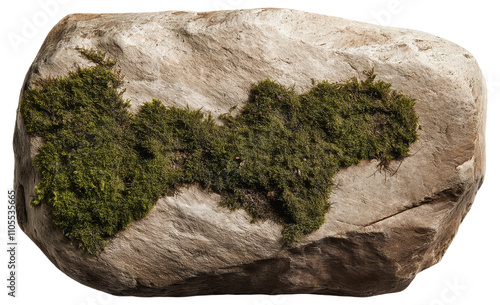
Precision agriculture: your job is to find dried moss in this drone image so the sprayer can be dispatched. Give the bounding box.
[20,49,418,254]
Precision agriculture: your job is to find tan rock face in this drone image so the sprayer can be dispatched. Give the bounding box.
[13,8,486,297]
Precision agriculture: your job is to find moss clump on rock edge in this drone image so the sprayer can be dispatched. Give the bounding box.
[20,49,419,254]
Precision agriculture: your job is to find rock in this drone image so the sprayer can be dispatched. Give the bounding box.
[13,8,486,297]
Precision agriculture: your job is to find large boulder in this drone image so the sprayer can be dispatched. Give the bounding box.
[13,8,486,297]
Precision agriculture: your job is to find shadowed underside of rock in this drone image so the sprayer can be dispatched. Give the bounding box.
[13,8,486,297]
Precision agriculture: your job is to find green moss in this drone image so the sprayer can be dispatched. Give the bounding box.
[20,49,418,254]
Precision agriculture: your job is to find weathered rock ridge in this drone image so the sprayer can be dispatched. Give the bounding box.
[13,8,486,297]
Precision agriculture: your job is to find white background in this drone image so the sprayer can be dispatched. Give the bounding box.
[1,1,499,304]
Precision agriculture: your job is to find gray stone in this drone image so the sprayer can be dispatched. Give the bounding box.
[13,8,486,297]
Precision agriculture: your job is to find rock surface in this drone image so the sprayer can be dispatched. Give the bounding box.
[13,8,486,297]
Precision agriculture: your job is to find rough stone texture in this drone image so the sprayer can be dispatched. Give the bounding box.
[13,8,486,297]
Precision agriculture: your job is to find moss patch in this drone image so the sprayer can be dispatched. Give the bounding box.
[20,49,418,254]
